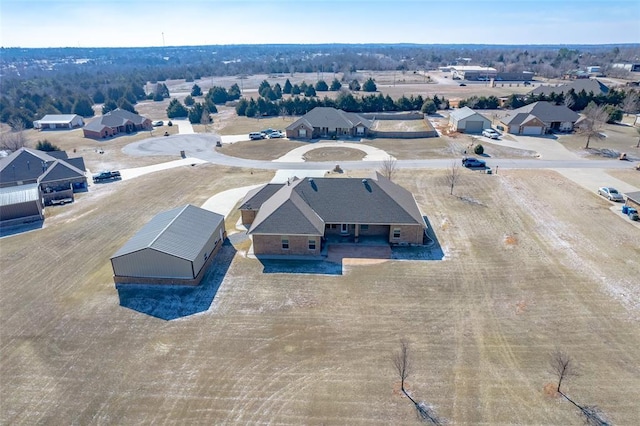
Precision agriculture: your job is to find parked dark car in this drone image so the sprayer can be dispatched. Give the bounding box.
[462,157,486,168]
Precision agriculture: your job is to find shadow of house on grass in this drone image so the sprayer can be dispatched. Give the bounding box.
[116,241,236,320]
[391,216,444,261]
[258,257,343,276]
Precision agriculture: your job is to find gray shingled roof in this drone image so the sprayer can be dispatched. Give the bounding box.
[84,108,149,132]
[111,204,225,261]
[625,191,640,203]
[248,173,425,235]
[0,148,84,186]
[503,101,579,125]
[239,183,285,210]
[38,160,86,184]
[530,79,609,97]
[285,107,372,131]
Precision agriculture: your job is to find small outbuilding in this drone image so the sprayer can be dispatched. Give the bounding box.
[449,107,492,133]
[111,204,226,286]
[33,114,84,130]
[0,184,44,226]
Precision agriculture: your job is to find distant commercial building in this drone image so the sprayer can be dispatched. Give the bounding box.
[450,66,497,81]
[612,63,640,72]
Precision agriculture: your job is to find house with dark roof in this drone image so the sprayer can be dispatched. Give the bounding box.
[285,107,372,140]
[529,79,609,98]
[499,101,580,135]
[0,147,87,205]
[111,204,226,286]
[242,173,427,256]
[83,108,152,139]
[33,114,84,130]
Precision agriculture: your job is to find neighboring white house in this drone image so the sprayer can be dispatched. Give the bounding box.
[448,107,492,133]
[33,114,84,130]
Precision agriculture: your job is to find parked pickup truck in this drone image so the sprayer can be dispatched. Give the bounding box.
[50,197,73,206]
[92,170,121,183]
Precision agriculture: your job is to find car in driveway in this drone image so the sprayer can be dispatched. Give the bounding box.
[597,187,624,202]
[482,128,500,139]
[268,131,283,139]
[462,157,486,168]
[152,120,164,127]
[92,170,121,183]
[249,132,265,140]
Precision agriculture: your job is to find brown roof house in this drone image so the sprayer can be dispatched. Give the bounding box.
[0,147,87,206]
[285,107,372,140]
[500,101,580,135]
[241,173,427,257]
[83,108,152,139]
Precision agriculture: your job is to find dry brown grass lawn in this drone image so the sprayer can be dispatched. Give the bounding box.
[303,147,366,162]
[557,123,640,158]
[371,120,431,132]
[2,165,639,424]
[217,139,306,161]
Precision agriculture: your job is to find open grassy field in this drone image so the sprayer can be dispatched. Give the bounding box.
[557,123,640,160]
[2,164,639,425]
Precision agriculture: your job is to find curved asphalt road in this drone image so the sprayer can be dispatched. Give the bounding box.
[123,133,635,172]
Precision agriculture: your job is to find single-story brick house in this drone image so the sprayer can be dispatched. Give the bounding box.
[0,147,87,205]
[285,107,373,139]
[111,204,226,286]
[500,101,580,135]
[83,108,152,139]
[33,114,84,130]
[242,173,427,257]
[449,107,492,133]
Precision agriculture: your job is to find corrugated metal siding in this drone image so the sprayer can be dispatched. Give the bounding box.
[0,200,42,221]
[0,184,40,206]
[191,222,224,275]
[111,248,193,279]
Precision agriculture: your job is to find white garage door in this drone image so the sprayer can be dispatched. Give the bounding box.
[465,120,484,132]
[299,128,307,138]
[522,126,543,135]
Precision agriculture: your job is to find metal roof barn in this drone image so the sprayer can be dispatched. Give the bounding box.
[111,204,226,285]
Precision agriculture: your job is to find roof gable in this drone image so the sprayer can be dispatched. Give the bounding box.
[248,174,425,235]
[240,183,285,210]
[38,160,85,184]
[286,107,371,131]
[0,148,56,184]
[509,102,579,123]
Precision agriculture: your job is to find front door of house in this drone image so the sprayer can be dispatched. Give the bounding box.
[340,223,348,234]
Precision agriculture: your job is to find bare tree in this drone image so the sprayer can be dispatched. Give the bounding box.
[621,91,639,116]
[579,103,608,149]
[447,161,460,195]
[201,109,212,133]
[380,156,397,181]
[563,94,575,110]
[549,349,609,426]
[549,348,578,393]
[0,119,28,151]
[392,340,442,424]
[393,339,412,395]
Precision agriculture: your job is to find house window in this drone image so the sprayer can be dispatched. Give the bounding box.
[340,224,348,234]
[393,228,401,239]
[308,239,316,250]
[282,238,289,250]
[361,224,369,231]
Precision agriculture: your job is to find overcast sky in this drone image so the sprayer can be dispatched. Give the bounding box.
[1,0,638,48]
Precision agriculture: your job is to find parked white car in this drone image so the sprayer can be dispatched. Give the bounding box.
[597,187,624,202]
[482,128,500,139]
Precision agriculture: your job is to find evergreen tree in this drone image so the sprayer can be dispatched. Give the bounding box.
[72,97,95,117]
[166,98,188,118]
[315,80,329,91]
[362,77,377,92]
[191,84,202,97]
[102,99,118,114]
[330,79,342,91]
[184,95,195,106]
[283,79,293,94]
